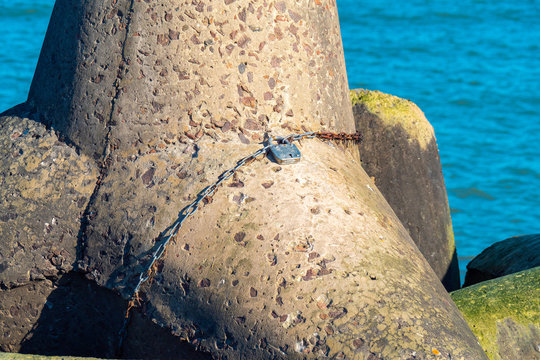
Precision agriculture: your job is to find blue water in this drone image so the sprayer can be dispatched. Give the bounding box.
[1,1,539,283]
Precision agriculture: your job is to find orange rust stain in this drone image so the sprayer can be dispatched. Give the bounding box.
[241,97,256,108]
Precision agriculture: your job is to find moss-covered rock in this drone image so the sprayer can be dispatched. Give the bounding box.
[451,267,540,360]
[464,234,540,287]
[351,89,460,291]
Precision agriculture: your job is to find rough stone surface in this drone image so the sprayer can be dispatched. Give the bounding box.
[0,117,206,358]
[28,0,355,160]
[0,116,98,289]
[451,267,540,360]
[464,234,540,287]
[351,89,460,291]
[0,280,53,354]
[0,0,487,358]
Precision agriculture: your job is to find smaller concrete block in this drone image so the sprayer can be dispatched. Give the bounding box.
[451,267,540,360]
[464,234,540,287]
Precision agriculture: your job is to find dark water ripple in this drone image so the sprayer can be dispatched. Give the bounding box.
[0,0,539,284]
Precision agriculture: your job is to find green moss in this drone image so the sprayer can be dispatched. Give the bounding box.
[451,267,540,359]
[350,89,413,115]
[350,89,435,150]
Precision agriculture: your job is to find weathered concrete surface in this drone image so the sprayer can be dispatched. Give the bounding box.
[27,0,355,160]
[464,234,540,287]
[451,267,540,360]
[351,89,460,291]
[0,280,53,353]
[1,0,488,358]
[0,116,98,289]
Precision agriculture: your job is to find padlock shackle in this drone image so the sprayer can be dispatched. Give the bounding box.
[273,136,291,145]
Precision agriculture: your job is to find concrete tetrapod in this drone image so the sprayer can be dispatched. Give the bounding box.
[0,117,98,289]
[0,117,211,358]
[0,0,486,358]
[351,89,460,292]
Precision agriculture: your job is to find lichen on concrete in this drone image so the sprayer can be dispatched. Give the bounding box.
[350,89,434,150]
[451,267,540,359]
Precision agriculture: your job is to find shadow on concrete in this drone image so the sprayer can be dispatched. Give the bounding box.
[19,272,211,359]
[24,0,81,133]
[0,103,29,118]
[353,101,461,291]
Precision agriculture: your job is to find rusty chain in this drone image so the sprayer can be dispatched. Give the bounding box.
[116,130,361,355]
[278,131,362,143]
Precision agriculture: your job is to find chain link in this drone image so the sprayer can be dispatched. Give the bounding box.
[276,131,362,144]
[115,131,361,355]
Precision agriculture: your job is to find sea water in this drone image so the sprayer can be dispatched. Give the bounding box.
[1,0,539,284]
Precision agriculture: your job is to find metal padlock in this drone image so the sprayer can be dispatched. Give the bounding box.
[267,138,301,164]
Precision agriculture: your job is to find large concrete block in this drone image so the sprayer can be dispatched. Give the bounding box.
[0,272,209,359]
